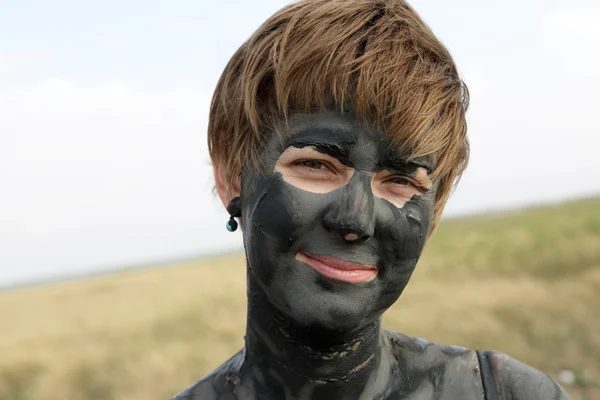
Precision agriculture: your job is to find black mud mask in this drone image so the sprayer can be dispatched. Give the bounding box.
[240,108,436,332]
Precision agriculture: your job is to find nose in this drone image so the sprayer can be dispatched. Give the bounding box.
[322,172,375,242]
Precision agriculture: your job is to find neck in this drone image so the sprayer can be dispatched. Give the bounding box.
[240,272,392,399]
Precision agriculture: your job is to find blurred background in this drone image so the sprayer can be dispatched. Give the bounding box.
[0,0,598,399]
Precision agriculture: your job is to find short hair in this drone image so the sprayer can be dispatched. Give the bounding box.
[208,0,469,230]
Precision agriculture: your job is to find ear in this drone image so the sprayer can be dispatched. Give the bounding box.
[214,161,241,209]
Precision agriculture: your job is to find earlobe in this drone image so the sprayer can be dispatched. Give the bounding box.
[214,162,241,208]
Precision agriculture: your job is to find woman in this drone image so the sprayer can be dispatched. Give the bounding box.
[172,0,570,399]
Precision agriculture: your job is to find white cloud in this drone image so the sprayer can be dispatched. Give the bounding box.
[0,51,53,77]
[0,78,241,286]
[533,6,600,85]
[442,3,600,216]
[2,0,600,286]
[1,78,206,122]
[541,7,600,41]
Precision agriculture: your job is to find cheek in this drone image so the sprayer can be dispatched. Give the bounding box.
[376,196,433,265]
[243,176,323,260]
[242,182,294,286]
[244,177,293,237]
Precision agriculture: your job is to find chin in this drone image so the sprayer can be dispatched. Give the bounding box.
[285,295,382,332]
[266,261,396,332]
[246,235,415,332]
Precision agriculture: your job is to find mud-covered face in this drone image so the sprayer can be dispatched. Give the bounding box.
[241,108,436,332]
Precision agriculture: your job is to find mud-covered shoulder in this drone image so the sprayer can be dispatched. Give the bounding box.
[170,349,244,400]
[487,351,571,400]
[386,330,474,357]
[385,330,485,399]
[386,329,478,371]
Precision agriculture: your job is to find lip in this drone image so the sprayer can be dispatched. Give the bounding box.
[296,252,378,284]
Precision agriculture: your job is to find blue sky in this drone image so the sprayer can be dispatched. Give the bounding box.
[1,0,599,287]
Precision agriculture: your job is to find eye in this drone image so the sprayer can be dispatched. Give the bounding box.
[296,159,329,171]
[275,146,353,193]
[371,168,432,208]
[385,176,418,188]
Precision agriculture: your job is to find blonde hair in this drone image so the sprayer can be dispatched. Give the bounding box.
[208,0,469,230]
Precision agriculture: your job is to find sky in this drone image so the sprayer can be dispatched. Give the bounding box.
[1,0,599,287]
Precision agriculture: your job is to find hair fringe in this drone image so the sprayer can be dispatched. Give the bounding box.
[209,0,470,230]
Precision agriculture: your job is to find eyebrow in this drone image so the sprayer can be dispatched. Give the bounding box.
[408,159,433,174]
[380,160,434,191]
[381,157,433,176]
[375,138,434,173]
[284,127,352,163]
[284,125,435,173]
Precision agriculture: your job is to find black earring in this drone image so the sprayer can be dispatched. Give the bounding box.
[226,197,241,232]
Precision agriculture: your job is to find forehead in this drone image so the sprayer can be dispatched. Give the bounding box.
[271,109,434,172]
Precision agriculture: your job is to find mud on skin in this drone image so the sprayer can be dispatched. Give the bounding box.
[171,108,571,400]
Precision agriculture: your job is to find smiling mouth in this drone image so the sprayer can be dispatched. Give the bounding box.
[296,252,378,284]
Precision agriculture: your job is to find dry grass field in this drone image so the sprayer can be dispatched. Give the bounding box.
[1,197,599,400]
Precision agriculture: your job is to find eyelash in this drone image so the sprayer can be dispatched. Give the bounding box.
[385,176,415,187]
[293,159,429,191]
[387,176,411,184]
[384,176,429,192]
[295,159,334,171]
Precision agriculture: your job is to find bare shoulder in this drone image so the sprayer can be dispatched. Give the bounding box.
[170,350,244,400]
[487,351,571,400]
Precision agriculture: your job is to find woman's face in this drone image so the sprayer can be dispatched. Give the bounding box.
[240,108,436,331]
